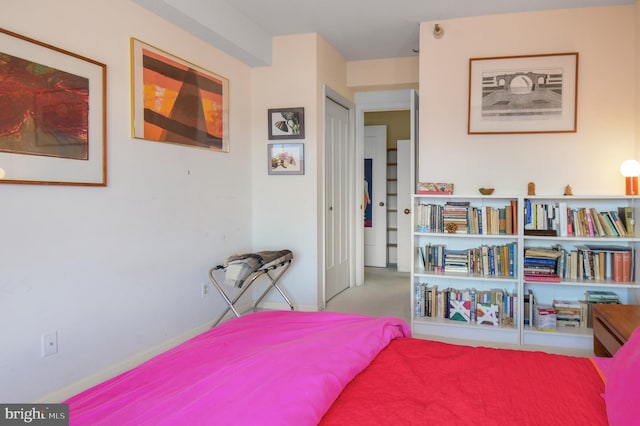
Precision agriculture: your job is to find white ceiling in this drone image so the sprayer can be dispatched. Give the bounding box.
[134,0,634,66]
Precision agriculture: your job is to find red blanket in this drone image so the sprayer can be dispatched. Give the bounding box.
[321,338,608,425]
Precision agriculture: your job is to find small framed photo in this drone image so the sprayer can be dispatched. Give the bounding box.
[468,52,578,134]
[268,107,305,140]
[268,143,304,175]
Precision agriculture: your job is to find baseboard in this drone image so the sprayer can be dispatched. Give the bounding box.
[258,300,319,312]
[36,320,215,403]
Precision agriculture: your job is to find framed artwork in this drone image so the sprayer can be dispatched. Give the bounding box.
[268,107,305,140]
[0,28,106,186]
[468,52,578,134]
[131,38,229,152]
[268,143,304,175]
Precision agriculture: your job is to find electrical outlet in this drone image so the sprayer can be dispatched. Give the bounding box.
[42,332,58,357]
[202,282,209,298]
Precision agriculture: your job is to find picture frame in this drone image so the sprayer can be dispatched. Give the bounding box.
[468,52,578,134]
[0,28,107,186]
[268,107,305,140]
[131,38,229,152]
[268,143,304,175]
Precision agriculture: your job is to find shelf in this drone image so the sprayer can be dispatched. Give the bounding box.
[413,317,519,344]
[522,326,593,350]
[524,279,637,288]
[411,194,640,351]
[415,232,517,239]
[414,270,518,283]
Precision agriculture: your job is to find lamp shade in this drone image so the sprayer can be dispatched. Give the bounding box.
[619,160,640,177]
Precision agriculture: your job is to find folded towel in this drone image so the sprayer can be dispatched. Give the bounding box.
[223,250,292,288]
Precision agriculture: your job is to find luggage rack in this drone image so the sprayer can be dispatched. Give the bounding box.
[209,249,294,326]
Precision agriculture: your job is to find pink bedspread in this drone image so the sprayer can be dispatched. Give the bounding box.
[65,311,410,425]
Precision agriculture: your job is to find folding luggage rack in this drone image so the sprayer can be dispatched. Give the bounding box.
[209,249,294,326]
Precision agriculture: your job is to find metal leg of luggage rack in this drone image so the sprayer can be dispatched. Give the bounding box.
[209,265,253,327]
[252,260,294,312]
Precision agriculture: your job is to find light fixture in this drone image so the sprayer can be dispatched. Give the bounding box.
[619,159,640,195]
[433,23,444,39]
[0,168,5,179]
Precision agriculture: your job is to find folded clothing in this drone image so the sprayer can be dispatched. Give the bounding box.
[224,250,292,288]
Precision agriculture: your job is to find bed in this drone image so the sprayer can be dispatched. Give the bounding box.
[65,310,639,425]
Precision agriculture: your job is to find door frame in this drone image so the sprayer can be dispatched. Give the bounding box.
[354,89,416,286]
[322,85,355,308]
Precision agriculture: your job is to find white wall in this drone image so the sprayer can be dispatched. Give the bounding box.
[0,0,253,402]
[419,6,637,196]
[251,34,352,311]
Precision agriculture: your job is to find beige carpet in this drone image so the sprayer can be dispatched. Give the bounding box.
[324,266,411,325]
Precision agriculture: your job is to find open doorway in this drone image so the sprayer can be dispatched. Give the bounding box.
[364,112,411,269]
[354,90,418,286]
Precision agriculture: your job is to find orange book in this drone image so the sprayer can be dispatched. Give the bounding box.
[510,200,518,234]
[612,252,624,282]
[621,251,632,282]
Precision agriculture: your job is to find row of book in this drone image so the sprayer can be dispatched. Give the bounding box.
[523,244,634,283]
[417,243,517,277]
[415,283,517,328]
[523,201,634,238]
[523,289,621,330]
[416,201,518,235]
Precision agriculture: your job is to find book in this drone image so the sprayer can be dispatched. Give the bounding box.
[618,206,635,237]
[417,182,453,194]
[449,299,471,322]
[609,211,627,237]
[585,290,620,303]
[510,200,518,234]
[552,299,581,309]
[476,303,500,326]
[524,229,558,237]
[621,250,632,282]
[535,306,557,332]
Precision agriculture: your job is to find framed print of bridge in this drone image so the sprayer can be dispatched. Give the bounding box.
[468,52,578,134]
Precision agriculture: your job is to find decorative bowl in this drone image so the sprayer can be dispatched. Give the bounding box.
[479,187,495,195]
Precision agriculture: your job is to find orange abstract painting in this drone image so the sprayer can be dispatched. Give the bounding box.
[131,39,229,152]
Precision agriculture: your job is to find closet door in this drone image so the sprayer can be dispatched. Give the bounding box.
[325,97,351,300]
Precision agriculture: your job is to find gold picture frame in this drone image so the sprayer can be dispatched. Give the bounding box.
[0,28,107,186]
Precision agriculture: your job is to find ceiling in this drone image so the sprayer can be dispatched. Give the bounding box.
[135,0,634,66]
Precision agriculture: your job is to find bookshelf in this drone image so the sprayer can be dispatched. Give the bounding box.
[521,195,640,350]
[387,148,398,264]
[411,195,520,345]
[411,194,640,351]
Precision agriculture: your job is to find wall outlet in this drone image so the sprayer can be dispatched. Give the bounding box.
[202,282,209,298]
[42,332,58,357]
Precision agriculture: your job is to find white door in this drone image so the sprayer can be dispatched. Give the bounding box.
[397,91,419,272]
[325,97,351,300]
[364,125,387,267]
[396,140,412,272]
